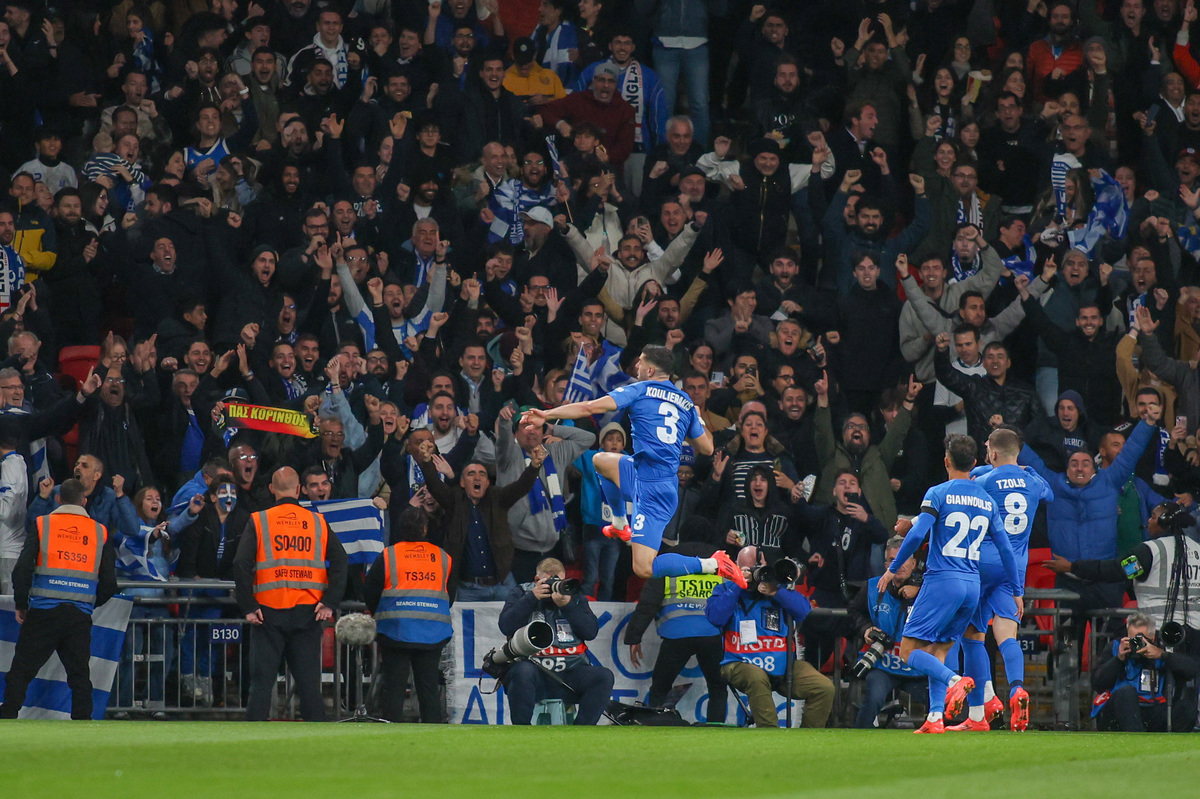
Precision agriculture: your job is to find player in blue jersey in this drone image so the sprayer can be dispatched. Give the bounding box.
[947,427,1053,732]
[521,346,746,587]
[877,434,1019,733]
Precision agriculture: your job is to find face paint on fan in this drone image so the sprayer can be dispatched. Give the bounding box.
[216,484,238,513]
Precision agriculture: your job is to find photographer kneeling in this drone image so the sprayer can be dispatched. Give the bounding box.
[498,558,615,725]
[1091,612,1198,732]
[705,546,834,728]
[848,535,925,728]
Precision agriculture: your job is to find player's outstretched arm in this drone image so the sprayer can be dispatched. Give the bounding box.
[523,396,618,425]
[687,427,715,456]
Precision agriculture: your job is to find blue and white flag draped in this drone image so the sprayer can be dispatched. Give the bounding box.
[0,595,133,719]
[563,340,629,404]
[301,498,385,566]
[115,527,177,582]
[1066,169,1129,257]
[562,341,631,426]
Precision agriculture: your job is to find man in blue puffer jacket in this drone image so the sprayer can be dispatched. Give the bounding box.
[1019,419,1155,646]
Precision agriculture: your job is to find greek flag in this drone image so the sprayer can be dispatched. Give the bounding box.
[563,341,630,423]
[302,498,385,566]
[115,528,177,582]
[0,595,133,719]
[1066,169,1129,257]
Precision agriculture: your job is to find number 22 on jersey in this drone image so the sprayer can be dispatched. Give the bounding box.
[941,511,988,560]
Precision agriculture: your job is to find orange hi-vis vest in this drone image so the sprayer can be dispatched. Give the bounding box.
[252,504,330,609]
[31,514,108,607]
[376,542,452,645]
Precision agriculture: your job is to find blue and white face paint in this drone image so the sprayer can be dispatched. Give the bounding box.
[216,483,238,513]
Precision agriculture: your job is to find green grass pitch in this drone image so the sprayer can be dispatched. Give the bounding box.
[2,722,1198,797]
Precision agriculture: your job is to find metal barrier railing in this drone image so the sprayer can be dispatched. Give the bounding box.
[106,581,1121,726]
[109,580,383,720]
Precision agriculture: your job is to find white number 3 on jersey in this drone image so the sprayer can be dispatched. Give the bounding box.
[633,515,646,530]
[656,402,679,444]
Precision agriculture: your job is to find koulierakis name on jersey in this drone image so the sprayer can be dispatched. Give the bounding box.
[646,386,694,411]
[945,494,994,511]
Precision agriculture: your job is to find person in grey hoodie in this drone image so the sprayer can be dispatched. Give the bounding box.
[495,405,595,582]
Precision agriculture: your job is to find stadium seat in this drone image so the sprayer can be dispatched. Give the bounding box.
[58,345,101,389]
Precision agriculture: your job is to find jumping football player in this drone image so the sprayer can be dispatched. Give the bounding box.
[520,346,746,587]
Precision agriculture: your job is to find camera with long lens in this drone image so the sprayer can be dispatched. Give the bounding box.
[1162,621,1187,648]
[482,620,554,680]
[852,629,893,679]
[544,575,582,596]
[750,558,803,589]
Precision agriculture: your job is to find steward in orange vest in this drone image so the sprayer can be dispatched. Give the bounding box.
[364,506,451,723]
[234,467,347,721]
[2,479,118,720]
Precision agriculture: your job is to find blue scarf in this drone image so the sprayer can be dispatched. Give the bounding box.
[527,451,566,533]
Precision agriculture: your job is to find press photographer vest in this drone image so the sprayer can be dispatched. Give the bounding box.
[1136,537,1200,629]
[30,514,107,612]
[376,542,452,645]
[720,593,792,676]
[659,574,721,639]
[520,582,589,672]
[252,504,329,609]
[867,582,916,677]
[1091,640,1167,717]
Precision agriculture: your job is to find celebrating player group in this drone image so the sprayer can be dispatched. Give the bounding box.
[522,349,1048,733]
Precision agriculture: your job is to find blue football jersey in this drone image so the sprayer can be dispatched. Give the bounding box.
[609,380,704,480]
[975,464,1053,578]
[920,479,1005,577]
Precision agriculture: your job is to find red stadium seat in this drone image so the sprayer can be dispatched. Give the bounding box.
[57,345,101,390]
[1025,547,1058,646]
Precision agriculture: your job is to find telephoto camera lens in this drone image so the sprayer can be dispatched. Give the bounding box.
[545,575,582,596]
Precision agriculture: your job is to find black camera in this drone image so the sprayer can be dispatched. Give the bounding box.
[751,558,802,589]
[1128,633,1148,655]
[852,629,893,679]
[545,575,582,596]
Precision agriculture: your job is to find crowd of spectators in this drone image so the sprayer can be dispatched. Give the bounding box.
[4,0,1200,725]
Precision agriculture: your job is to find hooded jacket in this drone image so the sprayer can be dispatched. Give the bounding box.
[1019,421,1155,561]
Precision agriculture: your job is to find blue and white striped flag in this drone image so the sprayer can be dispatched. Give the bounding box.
[115,528,178,583]
[0,596,133,719]
[562,341,631,422]
[302,498,386,566]
[1067,169,1129,257]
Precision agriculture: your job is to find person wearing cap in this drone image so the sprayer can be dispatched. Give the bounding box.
[534,62,636,168]
[574,29,668,194]
[574,421,628,600]
[503,36,567,106]
[697,133,835,266]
